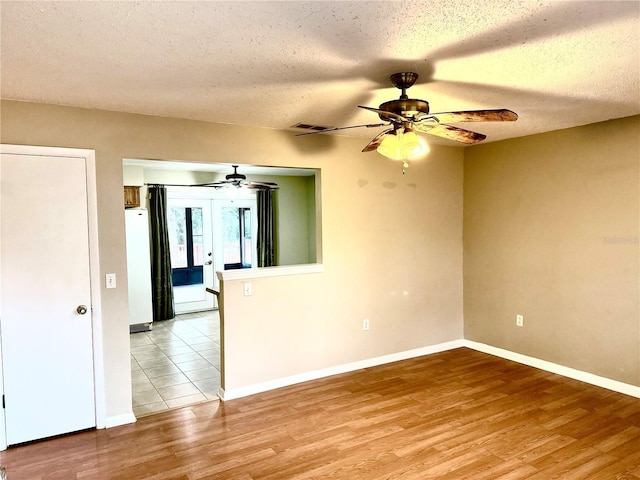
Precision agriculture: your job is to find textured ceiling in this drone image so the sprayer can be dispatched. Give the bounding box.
[1,1,639,147]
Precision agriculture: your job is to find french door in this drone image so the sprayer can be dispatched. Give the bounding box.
[167,192,257,313]
[168,198,214,313]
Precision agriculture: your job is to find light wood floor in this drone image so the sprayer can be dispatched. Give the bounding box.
[2,348,639,479]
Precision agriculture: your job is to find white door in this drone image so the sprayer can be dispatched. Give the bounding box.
[168,197,215,313]
[0,152,96,445]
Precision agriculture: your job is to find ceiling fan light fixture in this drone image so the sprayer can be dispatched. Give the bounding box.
[376,129,429,161]
[376,131,402,160]
[297,71,517,158]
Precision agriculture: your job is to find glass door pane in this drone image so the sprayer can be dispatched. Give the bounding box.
[191,207,203,267]
[222,207,241,268]
[168,206,204,286]
[168,207,188,268]
[243,208,253,267]
[222,206,253,269]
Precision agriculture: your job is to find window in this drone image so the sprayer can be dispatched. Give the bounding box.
[223,207,253,269]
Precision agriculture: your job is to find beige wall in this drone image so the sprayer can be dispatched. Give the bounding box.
[464,116,640,386]
[2,97,637,417]
[221,145,465,391]
[1,100,464,418]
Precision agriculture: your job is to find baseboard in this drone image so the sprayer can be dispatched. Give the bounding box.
[463,340,640,399]
[220,339,466,401]
[217,388,229,401]
[104,412,137,428]
[129,323,152,334]
[220,339,640,402]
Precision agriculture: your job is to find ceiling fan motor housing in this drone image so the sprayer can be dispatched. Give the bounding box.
[226,165,247,181]
[378,72,430,121]
[378,98,430,121]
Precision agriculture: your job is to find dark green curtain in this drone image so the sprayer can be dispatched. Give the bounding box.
[148,185,175,321]
[257,188,277,267]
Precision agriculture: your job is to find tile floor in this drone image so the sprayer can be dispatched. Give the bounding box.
[130,310,221,417]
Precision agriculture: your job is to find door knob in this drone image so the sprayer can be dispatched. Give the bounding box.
[76,305,88,315]
[205,260,213,265]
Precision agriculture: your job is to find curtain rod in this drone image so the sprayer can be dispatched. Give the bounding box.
[144,183,277,190]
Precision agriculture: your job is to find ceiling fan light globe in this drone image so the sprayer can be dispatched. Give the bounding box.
[407,135,430,159]
[377,134,402,160]
[418,137,430,156]
[400,131,422,158]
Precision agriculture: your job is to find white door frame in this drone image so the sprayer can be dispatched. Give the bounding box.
[0,144,105,451]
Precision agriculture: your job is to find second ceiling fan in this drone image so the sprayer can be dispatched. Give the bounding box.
[193,165,278,190]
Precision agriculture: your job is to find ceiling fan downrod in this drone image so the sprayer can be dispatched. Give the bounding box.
[389,72,419,100]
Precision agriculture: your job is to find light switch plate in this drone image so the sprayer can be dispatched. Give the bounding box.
[106,273,117,289]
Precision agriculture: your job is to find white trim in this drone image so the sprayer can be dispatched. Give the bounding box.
[462,340,640,399]
[220,340,465,401]
[84,150,108,429]
[0,150,4,451]
[104,413,137,429]
[219,338,640,402]
[217,263,324,282]
[217,388,228,401]
[0,144,108,447]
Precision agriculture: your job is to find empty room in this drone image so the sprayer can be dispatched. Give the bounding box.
[0,1,638,479]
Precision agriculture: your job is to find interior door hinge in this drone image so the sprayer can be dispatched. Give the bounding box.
[2,395,5,409]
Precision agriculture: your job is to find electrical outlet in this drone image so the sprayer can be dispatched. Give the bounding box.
[106,273,116,289]
[363,319,370,331]
[516,314,524,327]
[243,282,252,296]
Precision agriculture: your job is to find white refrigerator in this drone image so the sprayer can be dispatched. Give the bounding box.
[125,208,154,332]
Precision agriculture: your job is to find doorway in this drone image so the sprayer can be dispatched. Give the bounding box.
[129,187,257,417]
[168,197,215,313]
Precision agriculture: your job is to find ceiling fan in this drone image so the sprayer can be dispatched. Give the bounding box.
[295,72,518,162]
[193,165,278,190]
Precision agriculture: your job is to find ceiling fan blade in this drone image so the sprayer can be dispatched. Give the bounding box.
[361,128,395,152]
[358,105,409,123]
[294,122,387,136]
[189,181,227,187]
[246,181,279,189]
[430,109,518,124]
[414,123,486,144]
